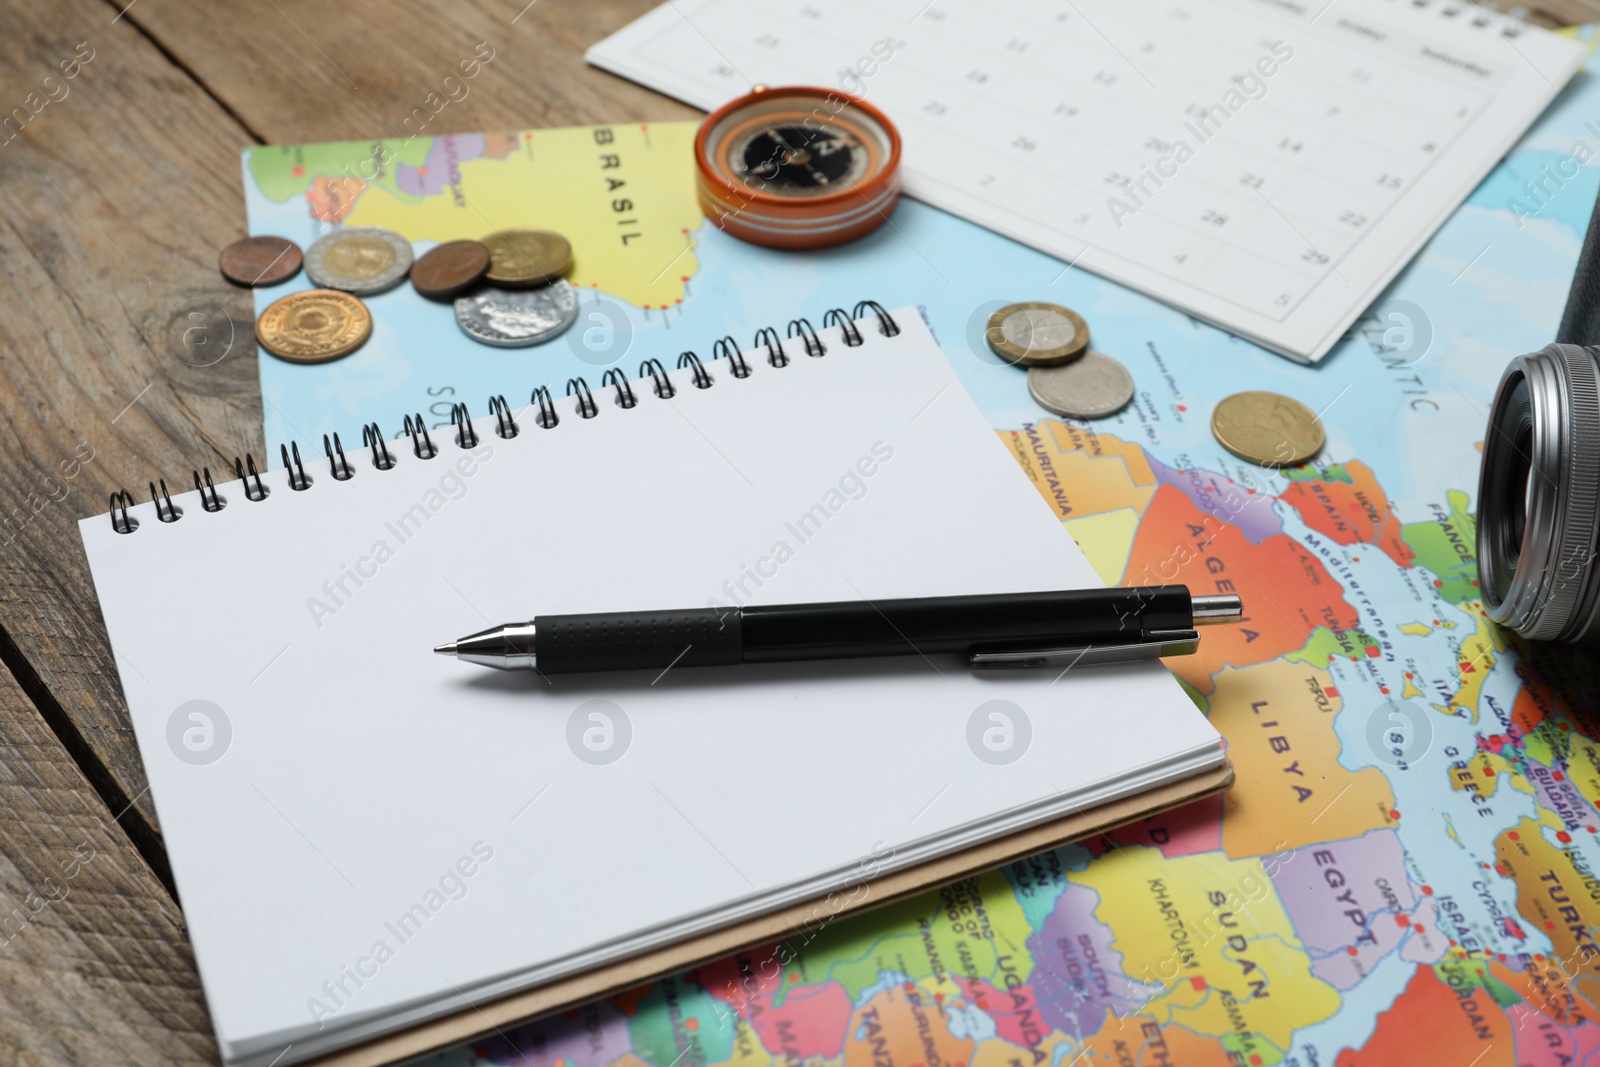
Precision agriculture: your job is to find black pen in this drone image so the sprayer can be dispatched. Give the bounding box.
[434,585,1242,674]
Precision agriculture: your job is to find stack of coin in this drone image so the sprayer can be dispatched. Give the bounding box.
[1211,391,1325,467]
[452,228,578,348]
[991,299,1135,420]
[233,223,580,363]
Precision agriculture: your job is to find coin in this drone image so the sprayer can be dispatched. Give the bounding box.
[481,229,572,288]
[304,227,414,294]
[1027,350,1135,419]
[255,289,372,363]
[219,235,303,288]
[987,302,1088,366]
[411,240,491,301]
[1211,391,1325,467]
[454,282,579,347]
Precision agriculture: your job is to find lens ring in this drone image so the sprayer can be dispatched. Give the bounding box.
[1481,344,1600,641]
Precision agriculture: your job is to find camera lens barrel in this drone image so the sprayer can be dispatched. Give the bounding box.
[1478,343,1600,643]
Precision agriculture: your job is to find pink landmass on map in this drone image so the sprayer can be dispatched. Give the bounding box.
[397,133,485,197]
[1024,882,1158,1040]
[746,981,853,1061]
[1510,1004,1600,1066]
[693,948,852,1061]
[1147,455,1284,544]
[1103,794,1224,858]
[1267,828,1444,990]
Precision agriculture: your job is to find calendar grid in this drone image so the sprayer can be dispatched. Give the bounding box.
[591,0,1588,359]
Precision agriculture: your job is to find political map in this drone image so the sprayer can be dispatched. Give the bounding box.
[244,32,1600,1067]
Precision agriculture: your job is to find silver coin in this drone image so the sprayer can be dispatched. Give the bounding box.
[1004,309,1077,349]
[1027,350,1135,419]
[304,227,414,295]
[454,282,579,348]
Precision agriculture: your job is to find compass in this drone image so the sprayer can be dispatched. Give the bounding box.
[695,85,903,251]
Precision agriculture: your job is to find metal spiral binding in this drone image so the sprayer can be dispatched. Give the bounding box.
[193,467,225,511]
[110,490,138,533]
[107,301,902,532]
[713,337,751,378]
[640,358,676,399]
[789,317,827,357]
[531,385,558,428]
[403,413,438,459]
[362,423,396,470]
[568,378,599,418]
[280,442,312,490]
[678,352,713,389]
[603,368,637,408]
[324,433,355,481]
[854,300,900,337]
[234,453,268,501]
[146,478,181,523]
[754,326,789,367]
[451,402,480,448]
[823,308,863,347]
[489,395,519,438]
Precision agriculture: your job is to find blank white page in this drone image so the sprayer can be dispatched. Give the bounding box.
[80,309,1222,1066]
[588,0,1587,362]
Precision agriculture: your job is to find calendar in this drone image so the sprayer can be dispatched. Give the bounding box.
[589,0,1587,362]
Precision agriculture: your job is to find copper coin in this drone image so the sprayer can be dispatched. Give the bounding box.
[219,235,303,288]
[411,240,491,301]
[255,289,372,364]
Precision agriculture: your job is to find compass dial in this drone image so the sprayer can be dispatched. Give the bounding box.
[740,124,866,191]
[695,86,902,249]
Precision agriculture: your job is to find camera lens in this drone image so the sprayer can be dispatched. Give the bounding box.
[1477,343,1600,643]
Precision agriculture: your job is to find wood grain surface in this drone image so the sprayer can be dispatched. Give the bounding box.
[1,0,1597,1063]
[121,0,700,144]
[0,0,267,854]
[0,657,215,1066]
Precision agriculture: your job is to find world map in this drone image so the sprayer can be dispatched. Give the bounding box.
[244,33,1600,1067]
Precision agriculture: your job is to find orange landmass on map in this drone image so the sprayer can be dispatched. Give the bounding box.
[998,421,1156,521]
[306,175,366,222]
[1278,461,1414,568]
[1335,964,1511,1067]
[1495,817,1600,1016]
[1209,658,1395,858]
[1123,484,1358,691]
[844,984,973,1067]
[484,131,518,159]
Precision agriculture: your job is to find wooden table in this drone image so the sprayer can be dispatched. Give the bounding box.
[2,1,1596,1063]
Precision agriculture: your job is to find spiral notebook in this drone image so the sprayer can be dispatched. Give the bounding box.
[79,305,1226,1067]
[588,0,1588,362]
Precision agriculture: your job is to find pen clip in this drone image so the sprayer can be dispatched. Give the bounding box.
[967,629,1199,670]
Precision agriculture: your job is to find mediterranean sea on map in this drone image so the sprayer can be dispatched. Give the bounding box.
[245,28,1600,1067]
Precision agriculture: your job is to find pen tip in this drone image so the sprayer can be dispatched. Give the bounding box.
[434,642,458,656]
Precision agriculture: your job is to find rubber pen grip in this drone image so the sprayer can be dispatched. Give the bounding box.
[535,608,742,674]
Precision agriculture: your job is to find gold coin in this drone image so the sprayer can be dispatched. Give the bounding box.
[255,289,372,363]
[481,229,572,287]
[1211,391,1325,467]
[986,302,1088,366]
[321,235,397,279]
